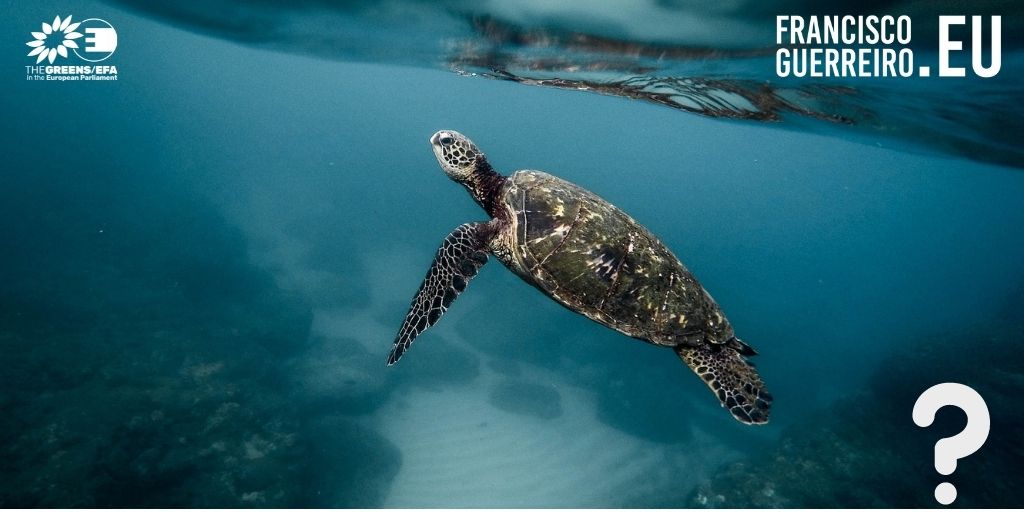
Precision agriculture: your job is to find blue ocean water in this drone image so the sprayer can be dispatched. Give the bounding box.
[2,0,1023,507]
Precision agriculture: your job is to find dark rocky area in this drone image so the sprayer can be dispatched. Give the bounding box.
[0,167,402,507]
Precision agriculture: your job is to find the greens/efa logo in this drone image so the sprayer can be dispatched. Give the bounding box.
[24,15,118,81]
[775,15,1001,78]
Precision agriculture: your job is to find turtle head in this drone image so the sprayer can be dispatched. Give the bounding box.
[430,130,486,183]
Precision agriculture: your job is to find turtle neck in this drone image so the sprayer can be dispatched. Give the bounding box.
[466,156,507,217]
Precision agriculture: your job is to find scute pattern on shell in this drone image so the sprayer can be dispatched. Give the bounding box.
[504,170,732,347]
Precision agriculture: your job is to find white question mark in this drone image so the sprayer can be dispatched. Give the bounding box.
[912,382,990,505]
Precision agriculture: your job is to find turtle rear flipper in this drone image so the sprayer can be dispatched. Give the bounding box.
[676,342,772,425]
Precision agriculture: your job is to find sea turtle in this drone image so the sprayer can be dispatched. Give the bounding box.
[387,130,772,424]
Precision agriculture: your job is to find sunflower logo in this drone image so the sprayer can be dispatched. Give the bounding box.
[26,15,84,64]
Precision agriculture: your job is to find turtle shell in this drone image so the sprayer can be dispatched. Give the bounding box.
[503,170,732,346]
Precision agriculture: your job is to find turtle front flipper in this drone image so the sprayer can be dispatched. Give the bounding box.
[676,340,773,424]
[388,221,493,365]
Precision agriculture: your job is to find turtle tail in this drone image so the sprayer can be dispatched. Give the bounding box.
[675,338,772,425]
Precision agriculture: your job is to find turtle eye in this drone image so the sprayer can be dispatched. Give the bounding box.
[439,135,454,146]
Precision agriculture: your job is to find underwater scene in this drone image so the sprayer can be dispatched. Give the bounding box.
[2,0,1023,508]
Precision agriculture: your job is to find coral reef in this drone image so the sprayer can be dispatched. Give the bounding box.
[0,168,401,507]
